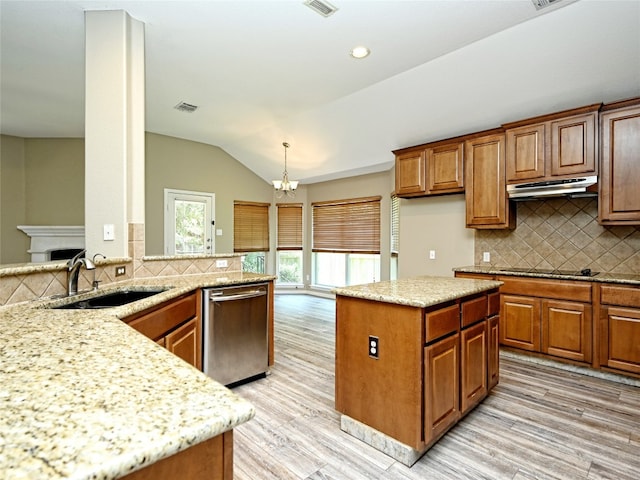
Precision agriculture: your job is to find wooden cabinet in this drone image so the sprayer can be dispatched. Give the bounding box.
[465,131,515,229]
[335,288,497,456]
[599,284,640,376]
[123,290,202,370]
[599,98,640,225]
[424,333,460,444]
[395,149,426,197]
[505,104,599,183]
[394,140,464,198]
[499,277,592,364]
[487,315,500,389]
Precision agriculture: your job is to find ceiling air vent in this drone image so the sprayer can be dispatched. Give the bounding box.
[531,0,564,10]
[174,101,198,113]
[304,0,338,17]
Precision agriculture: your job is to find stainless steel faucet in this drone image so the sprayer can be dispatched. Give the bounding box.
[67,250,96,296]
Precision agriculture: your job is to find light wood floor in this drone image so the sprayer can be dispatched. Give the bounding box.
[233,294,640,479]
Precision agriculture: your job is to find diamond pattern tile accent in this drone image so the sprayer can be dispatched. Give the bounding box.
[475,198,640,274]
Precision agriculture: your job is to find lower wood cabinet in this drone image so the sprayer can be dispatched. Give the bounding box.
[500,294,541,352]
[599,284,640,376]
[488,315,500,389]
[460,320,487,414]
[123,290,202,370]
[542,299,592,363]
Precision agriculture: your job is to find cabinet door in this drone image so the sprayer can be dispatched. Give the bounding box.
[426,142,464,194]
[460,321,488,414]
[165,317,201,369]
[542,299,592,363]
[465,133,514,229]
[424,333,460,445]
[550,112,596,177]
[599,103,640,224]
[506,123,545,182]
[487,315,500,390]
[601,306,640,375]
[500,295,540,351]
[395,150,426,197]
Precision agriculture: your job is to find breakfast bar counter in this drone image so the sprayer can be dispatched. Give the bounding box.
[0,272,273,480]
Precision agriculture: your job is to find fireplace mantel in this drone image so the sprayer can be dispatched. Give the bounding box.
[17,226,85,262]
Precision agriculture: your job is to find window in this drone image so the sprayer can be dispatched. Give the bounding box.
[277,203,303,285]
[312,196,381,287]
[164,189,214,255]
[234,201,269,273]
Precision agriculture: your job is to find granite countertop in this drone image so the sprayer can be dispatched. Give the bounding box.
[0,271,274,480]
[334,275,503,308]
[453,266,640,286]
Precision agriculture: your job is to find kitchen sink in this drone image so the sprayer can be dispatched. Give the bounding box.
[51,288,168,309]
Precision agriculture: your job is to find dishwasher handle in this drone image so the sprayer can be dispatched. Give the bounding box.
[209,288,267,303]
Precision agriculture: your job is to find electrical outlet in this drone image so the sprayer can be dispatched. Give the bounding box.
[216,259,228,268]
[429,250,436,260]
[483,252,491,262]
[115,266,126,277]
[368,335,379,359]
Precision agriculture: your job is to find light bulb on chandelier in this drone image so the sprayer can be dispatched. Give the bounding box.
[272,142,299,198]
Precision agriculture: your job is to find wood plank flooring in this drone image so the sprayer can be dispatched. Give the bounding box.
[232,294,640,479]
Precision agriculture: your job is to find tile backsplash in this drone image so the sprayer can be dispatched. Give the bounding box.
[475,198,640,275]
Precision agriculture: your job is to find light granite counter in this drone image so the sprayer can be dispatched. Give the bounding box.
[0,271,274,480]
[334,275,503,308]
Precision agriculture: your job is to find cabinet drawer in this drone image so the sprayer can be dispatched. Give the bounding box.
[498,276,591,302]
[125,293,197,341]
[461,295,487,328]
[425,304,460,343]
[488,291,500,316]
[601,284,640,308]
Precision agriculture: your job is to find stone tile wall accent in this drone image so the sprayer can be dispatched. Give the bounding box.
[475,198,640,274]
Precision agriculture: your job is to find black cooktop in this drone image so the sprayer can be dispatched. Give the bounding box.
[500,267,598,277]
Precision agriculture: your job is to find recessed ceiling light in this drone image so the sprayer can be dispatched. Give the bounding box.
[350,46,370,59]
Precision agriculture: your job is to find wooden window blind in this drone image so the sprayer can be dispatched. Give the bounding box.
[277,203,303,251]
[312,196,381,254]
[233,201,270,252]
[391,195,400,254]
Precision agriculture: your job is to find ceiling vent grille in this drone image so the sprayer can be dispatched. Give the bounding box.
[174,101,198,113]
[304,0,338,17]
[531,0,563,10]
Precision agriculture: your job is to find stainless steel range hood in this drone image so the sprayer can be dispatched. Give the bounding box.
[507,175,598,200]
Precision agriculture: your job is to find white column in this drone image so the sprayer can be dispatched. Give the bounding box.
[84,10,145,258]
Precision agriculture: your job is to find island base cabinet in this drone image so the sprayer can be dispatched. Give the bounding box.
[488,315,500,389]
[460,321,488,414]
[122,430,233,480]
[424,333,460,445]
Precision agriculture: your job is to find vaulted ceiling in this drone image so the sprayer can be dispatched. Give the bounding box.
[1,0,639,185]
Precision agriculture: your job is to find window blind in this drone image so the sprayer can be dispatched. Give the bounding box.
[312,196,381,254]
[233,201,270,252]
[277,203,303,251]
[391,194,400,255]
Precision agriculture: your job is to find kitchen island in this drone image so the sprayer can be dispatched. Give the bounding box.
[334,276,502,466]
[0,272,273,480]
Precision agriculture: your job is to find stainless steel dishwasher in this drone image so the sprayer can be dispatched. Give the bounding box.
[202,282,269,386]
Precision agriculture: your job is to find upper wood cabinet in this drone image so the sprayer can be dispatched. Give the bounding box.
[395,149,426,197]
[504,104,600,183]
[464,131,515,229]
[394,140,464,198]
[599,97,640,225]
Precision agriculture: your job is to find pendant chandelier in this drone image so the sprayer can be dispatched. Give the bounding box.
[272,142,298,198]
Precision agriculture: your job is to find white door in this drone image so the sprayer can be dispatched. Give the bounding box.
[164,189,215,255]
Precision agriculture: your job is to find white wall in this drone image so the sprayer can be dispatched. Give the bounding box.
[398,194,474,278]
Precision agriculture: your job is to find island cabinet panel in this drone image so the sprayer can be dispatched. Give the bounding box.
[599,284,640,376]
[488,315,500,389]
[424,333,460,444]
[599,99,640,225]
[460,320,488,414]
[122,430,233,480]
[335,296,424,449]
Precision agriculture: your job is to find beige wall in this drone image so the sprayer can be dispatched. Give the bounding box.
[1,135,28,263]
[398,194,475,278]
[144,132,274,256]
